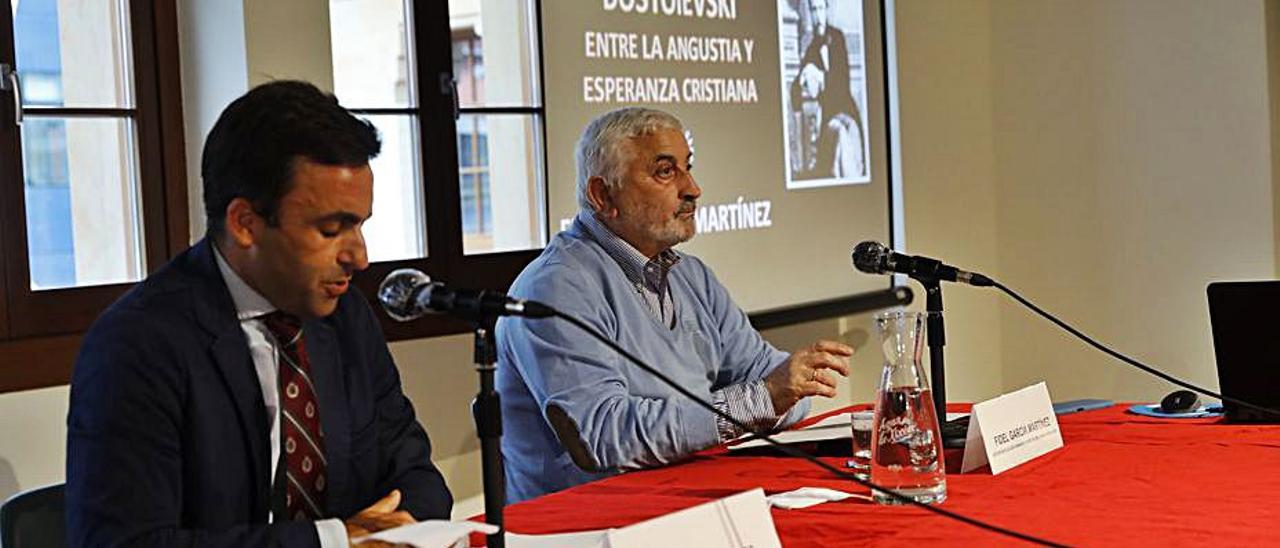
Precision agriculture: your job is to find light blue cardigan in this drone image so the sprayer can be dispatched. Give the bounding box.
[496,215,807,503]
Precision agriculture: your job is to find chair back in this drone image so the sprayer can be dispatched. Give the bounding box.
[0,483,65,548]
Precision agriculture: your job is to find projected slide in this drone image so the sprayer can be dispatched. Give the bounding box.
[541,0,893,312]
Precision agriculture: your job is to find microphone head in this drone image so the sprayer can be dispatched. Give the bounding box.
[852,241,890,274]
[377,268,433,322]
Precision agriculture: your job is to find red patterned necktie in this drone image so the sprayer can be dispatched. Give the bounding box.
[262,311,327,520]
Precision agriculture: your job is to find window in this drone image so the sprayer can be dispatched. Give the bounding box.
[331,0,548,339]
[12,0,145,290]
[448,3,545,256]
[328,0,426,263]
[0,0,187,391]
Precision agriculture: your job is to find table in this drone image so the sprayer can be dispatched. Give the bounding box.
[494,404,1279,546]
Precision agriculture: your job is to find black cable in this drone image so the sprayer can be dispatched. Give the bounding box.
[547,309,1066,547]
[991,280,1280,419]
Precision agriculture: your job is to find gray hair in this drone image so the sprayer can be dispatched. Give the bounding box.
[575,107,684,212]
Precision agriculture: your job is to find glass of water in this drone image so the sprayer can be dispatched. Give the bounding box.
[848,410,874,480]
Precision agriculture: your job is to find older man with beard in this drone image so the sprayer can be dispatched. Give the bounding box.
[495,107,853,502]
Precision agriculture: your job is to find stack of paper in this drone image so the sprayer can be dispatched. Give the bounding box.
[354,488,781,548]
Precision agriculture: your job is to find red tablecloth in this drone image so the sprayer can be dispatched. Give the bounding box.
[488,405,1279,546]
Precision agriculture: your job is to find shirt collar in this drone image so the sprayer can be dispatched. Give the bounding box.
[213,244,277,321]
[576,211,681,285]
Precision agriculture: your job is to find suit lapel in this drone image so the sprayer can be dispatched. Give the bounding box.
[209,330,272,513]
[303,319,351,514]
[189,240,273,518]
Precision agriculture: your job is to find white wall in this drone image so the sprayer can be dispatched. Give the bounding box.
[894,0,1005,403]
[177,0,248,242]
[989,0,1275,402]
[0,386,68,500]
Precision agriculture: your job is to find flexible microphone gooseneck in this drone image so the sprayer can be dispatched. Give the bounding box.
[851,241,1280,419]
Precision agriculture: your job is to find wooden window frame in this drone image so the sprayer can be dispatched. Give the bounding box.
[0,0,188,392]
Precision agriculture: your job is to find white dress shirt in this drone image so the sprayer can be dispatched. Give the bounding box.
[214,249,348,547]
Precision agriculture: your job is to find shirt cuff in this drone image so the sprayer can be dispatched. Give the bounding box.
[712,380,782,442]
[315,518,348,548]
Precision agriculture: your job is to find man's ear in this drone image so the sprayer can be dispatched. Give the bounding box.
[586,176,617,218]
[224,197,261,248]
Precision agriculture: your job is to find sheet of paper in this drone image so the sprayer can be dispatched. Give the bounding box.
[353,520,497,547]
[605,488,782,548]
[506,530,609,548]
[357,520,611,548]
[807,412,853,429]
[729,411,968,451]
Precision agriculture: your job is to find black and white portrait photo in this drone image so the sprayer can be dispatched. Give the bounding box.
[779,0,870,189]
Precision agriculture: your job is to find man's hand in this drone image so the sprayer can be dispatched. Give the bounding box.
[764,340,853,414]
[345,489,416,546]
[799,63,825,99]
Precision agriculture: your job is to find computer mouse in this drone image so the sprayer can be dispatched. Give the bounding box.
[1159,390,1200,414]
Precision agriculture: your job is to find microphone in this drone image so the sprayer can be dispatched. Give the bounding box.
[377,268,554,322]
[852,241,993,287]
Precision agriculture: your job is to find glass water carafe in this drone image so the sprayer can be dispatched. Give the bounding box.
[870,311,947,505]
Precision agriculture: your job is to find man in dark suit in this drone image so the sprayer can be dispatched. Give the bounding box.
[66,81,452,547]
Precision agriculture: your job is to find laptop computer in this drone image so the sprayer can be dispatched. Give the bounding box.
[1207,281,1280,423]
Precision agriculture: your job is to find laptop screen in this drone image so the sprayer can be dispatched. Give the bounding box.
[1207,281,1280,423]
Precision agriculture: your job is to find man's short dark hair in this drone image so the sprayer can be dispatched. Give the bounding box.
[201,80,381,239]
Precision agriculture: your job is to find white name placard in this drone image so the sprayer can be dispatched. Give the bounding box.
[961,382,1064,475]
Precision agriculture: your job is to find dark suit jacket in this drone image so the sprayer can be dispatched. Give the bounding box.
[66,239,452,547]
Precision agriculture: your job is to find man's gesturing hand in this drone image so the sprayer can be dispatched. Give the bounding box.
[764,340,854,414]
[346,489,416,546]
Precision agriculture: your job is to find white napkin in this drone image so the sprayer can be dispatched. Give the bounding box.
[766,487,872,509]
[352,520,498,547]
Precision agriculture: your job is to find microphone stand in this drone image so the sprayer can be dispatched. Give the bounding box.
[471,317,505,548]
[916,276,963,448]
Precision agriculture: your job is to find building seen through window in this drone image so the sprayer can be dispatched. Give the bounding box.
[16,0,71,289]
[453,30,494,250]
[13,0,144,290]
[448,0,545,256]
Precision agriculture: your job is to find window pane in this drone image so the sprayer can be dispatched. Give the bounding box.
[20,116,144,290]
[457,113,545,255]
[361,114,427,262]
[328,0,414,108]
[449,0,540,108]
[12,0,134,109]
